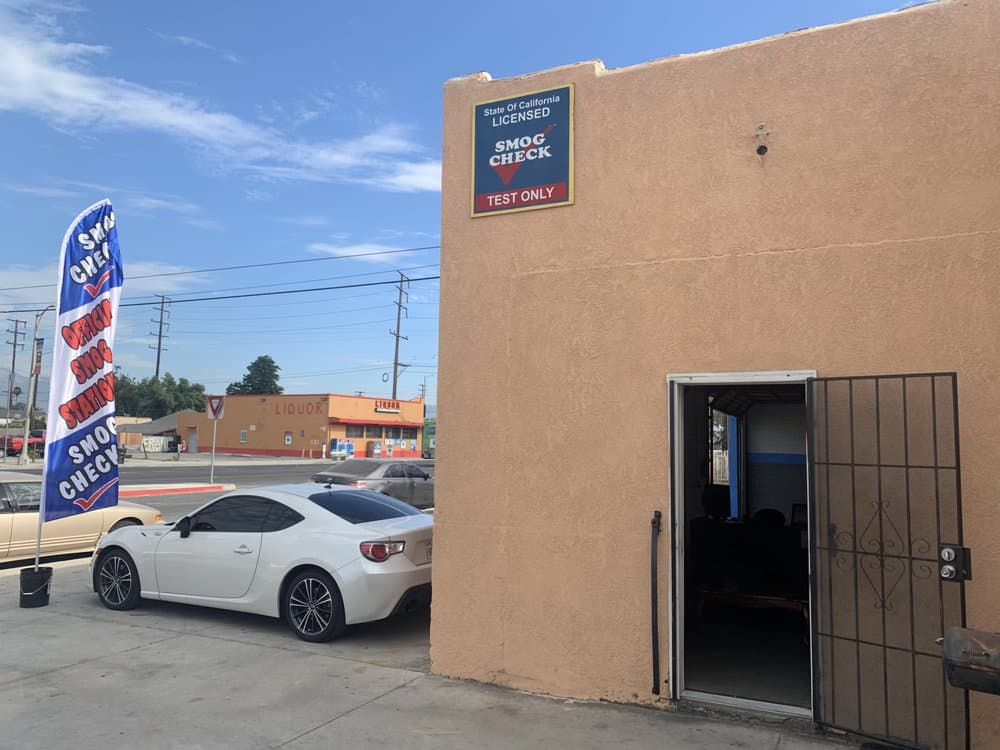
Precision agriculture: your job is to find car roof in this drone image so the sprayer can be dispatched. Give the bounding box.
[261,482,363,498]
[205,483,416,522]
[0,472,40,482]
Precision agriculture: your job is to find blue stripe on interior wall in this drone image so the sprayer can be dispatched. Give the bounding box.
[728,415,739,518]
[748,452,806,465]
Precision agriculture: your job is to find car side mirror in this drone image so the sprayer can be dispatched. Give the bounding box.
[423,472,430,480]
[177,517,191,539]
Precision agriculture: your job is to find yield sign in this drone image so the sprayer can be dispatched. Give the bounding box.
[207,395,225,421]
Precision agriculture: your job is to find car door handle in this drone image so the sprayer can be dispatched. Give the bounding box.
[234,545,253,554]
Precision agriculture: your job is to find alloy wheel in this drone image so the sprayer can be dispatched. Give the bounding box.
[288,577,335,636]
[99,555,133,606]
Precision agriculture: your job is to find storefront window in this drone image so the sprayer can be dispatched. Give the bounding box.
[385,426,401,439]
[365,424,383,438]
[402,427,417,440]
[346,424,365,438]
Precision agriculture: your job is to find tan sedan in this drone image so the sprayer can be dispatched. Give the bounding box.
[0,471,162,562]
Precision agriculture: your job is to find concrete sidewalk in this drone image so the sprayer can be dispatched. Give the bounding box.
[0,558,847,750]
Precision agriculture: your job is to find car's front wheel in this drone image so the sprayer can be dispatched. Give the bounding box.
[284,569,345,642]
[94,548,141,610]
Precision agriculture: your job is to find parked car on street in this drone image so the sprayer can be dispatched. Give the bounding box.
[309,459,434,509]
[1,434,45,456]
[91,484,433,642]
[0,472,162,561]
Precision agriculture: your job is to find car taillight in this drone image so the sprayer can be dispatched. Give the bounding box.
[360,541,404,562]
[154,513,163,523]
[349,480,368,488]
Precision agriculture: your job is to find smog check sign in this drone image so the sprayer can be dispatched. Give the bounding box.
[472,85,573,217]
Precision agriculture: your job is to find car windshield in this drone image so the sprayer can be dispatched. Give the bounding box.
[308,490,421,524]
[323,460,377,477]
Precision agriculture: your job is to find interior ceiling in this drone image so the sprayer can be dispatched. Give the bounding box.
[704,384,805,416]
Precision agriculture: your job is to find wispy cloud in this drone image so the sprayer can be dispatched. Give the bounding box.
[0,181,81,198]
[0,5,440,192]
[375,228,440,242]
[151,30,243,64]
[244,188,272,202]
[180,216,224,231]
[125,194,202,216]
[0,259,211,311]
[307,242,404,265]
[51,180,225,229]
[278,215,329,228]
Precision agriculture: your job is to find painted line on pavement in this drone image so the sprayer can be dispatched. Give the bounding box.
[120,483,234,498]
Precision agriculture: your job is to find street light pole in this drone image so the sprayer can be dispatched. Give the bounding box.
[20,306,52,466]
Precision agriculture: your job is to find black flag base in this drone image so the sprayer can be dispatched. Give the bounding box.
[19,567,53,608]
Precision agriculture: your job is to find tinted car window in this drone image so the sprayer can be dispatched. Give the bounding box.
[327,460,378,477]
[308,489,421,524]
[261,502,304,532]
[403,464,427,479]
[191,497,272,533]
[384,464,404,478]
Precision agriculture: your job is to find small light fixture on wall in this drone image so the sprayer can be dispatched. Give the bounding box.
[755,122,769,160]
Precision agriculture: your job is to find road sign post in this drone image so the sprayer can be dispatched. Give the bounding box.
[206,395,225,484]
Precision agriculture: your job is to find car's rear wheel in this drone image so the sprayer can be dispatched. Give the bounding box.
[94,548,141,610]
[284,569,345,642]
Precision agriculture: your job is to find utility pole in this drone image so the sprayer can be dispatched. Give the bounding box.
[149,295,170,379]
[3,319,26,463]
[389,272,409,399]
[419,377,427,419]
[19,307,52,465]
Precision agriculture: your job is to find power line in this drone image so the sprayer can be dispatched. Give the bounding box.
[0,245,441,293]
[4,275,441,314]
[168,302,391,324]
[121,263,442,305]
[165,288,391,313]
[169,318,395,335]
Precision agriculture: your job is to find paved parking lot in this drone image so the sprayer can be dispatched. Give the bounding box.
[0,558,850,750]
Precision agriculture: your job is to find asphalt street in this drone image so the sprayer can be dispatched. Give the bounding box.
[2,460,328,488]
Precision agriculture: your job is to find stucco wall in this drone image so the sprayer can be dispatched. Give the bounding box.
[433,0,1000,745]
[180,394,424,456]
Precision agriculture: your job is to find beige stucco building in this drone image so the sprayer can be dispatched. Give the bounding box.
[433,2,1000,749]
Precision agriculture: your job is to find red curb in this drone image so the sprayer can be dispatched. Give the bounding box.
[120,484,225,498]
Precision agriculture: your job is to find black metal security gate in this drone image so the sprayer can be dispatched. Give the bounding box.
[807,374,968,750]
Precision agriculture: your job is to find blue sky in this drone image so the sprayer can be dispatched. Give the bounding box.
[0,0,906,408]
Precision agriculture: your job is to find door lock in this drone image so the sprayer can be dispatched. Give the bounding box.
[939,544,971,582]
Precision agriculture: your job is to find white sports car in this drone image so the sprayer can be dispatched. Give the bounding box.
[90,484,433,642]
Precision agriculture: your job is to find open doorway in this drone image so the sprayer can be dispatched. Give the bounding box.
[671,374,812,713]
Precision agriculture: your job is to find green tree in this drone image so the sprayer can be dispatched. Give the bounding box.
[114,367,141,416]
[227,355,283,395]
[114,368,207,419]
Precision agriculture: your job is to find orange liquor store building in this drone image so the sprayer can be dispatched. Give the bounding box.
[176,393,425,458]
